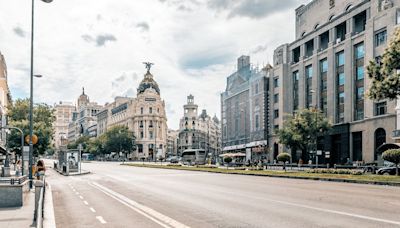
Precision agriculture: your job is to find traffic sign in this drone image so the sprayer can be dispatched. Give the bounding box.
[25,134,38,145]
[23,146,29,161]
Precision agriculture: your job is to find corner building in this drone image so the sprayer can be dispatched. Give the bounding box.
[272,0,400,164]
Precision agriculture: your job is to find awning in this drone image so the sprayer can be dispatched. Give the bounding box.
[219,153,246,157]
[246,140,268,147]
[222,144,246,151]
[376,143,400,154]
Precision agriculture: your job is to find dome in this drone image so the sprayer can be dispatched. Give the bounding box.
[137,71,160,95]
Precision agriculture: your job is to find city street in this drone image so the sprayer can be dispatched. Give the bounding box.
[47,161,400,228]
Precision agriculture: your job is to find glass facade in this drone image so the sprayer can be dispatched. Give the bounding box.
[320,59,328,115]
[354,43,364,121]
[293,71,299,111]
[336,51,345,123]
[305,65,313,108]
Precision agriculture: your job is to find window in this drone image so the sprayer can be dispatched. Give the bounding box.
[339,92,345,103]
[319,31,329,51]
[149,131,153,139]
[356,87,364,100]
[274,94,279,103]
[293,71,299,111]
[149,120,153,128]
[255,115,259,130]
[338,73,345,86]
[274,109,279,118]
[292,47,300,63]
[274,78,279,88]
[354,11,366,34]
[305,39,314,57]
[374,128,386,160]
[255,83,259,94]
[149,107,153,114]
[375,101,387,116]
[375,30,387,47]
[140,120,143,128]
[140,132,144,139]
[321,59,328,73]
[397,9,400,24]
[305,65,313,108]
[356,66,364,80]
[140,107,143,114]
[306,65,313,78]
[337,51,345,66]
[355,43,364,59]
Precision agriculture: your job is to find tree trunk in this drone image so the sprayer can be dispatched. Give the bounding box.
[397,165,399,176]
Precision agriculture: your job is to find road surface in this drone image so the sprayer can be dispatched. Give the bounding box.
[47,161,400,228]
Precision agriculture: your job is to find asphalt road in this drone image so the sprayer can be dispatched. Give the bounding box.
[47,161,400,228]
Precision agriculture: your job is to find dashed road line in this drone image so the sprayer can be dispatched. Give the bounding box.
[83,200,89,205]
[89,181,190,228]
[90,207,96,213]
[79,195,84,200]
[96,216,107,224]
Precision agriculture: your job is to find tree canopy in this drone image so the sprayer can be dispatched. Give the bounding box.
[277,108,331,161]
[382,149,400,176]
[7,98,55,156]
[368,28,400,100]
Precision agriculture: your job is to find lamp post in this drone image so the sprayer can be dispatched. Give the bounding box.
[29,0,53,189]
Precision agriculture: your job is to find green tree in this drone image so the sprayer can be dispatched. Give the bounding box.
[223,156,232,168]
[382,149,400,176]
[368,28,400,100]
[277,108,331,162]
[67,136,91,151]
[103,125,136,158]
[277,152,291,171]
[7,98,55,156]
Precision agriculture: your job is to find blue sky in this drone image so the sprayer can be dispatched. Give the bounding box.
[0,0,308,129]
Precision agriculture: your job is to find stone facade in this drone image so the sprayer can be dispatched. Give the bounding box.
[97,69,168,160]
[67,88,102,143]
[0,52,11,151]
[53,101,75,149]
[272,0,400,164]
[221,56,270,162]
[167,129,179,156]
[178,95,221,157]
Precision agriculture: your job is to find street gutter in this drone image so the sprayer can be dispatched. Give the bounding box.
[122,164,400,187]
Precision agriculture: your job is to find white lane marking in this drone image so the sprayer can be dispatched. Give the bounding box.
[96,216,107,224]
[79,196,84,200]
[90,207,96,213]
[90,182,190,228]
[244,194,400,226]
[75,192,79,195]
[83,201,89,205]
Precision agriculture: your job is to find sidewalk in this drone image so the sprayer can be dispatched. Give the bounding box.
[0,189,35,228]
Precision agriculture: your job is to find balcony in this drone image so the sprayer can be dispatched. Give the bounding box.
[392,129,400,139]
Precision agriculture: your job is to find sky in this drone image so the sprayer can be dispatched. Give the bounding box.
[0,0,309,129]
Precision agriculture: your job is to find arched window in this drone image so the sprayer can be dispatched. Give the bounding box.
[345,4,353,12]
[374,128,386,160]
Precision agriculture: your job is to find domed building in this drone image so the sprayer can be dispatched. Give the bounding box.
[97,64,168,161]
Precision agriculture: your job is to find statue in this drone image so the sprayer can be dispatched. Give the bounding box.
[143,62,154,73]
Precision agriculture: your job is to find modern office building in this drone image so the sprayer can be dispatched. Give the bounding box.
[221,56,271,162]
[271,0,400,164]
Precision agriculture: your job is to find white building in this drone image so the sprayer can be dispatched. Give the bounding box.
[53,101,75,149]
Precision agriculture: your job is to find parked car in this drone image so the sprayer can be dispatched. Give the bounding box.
[377,166,398,175]
[166,156,179,163]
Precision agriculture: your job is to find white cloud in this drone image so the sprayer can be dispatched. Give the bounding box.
[0,0,308,129]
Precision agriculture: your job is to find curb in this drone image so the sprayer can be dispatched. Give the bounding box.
[53,168,91,176]
[123,164,400,187]
[43,182,56,228]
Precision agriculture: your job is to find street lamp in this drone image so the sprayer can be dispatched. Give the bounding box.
[29,0,53,189]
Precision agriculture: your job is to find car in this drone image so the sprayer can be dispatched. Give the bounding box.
[166,156,179,163]
[377,166,398,175]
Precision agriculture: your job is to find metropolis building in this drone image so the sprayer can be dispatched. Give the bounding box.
[271,0,400,164]
[97,67,168,160]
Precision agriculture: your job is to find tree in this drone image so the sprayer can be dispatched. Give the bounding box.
[368,28,400,100]
[103,125,136,158]
[382,149,400,176]
[277,152,291,171]
[277,108,331,162]
[67,136,90,151]
[223,156,232,168]
[7,98,55,156]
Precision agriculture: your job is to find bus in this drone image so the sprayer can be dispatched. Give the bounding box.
[181,149,207,165]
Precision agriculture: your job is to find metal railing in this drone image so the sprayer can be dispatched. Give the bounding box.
[34,176,46,228]
[0,175,28,185]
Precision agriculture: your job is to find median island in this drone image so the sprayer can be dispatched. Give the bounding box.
[122,163,400,187]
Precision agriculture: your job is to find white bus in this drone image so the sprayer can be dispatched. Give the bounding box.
[181,149,207,165]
